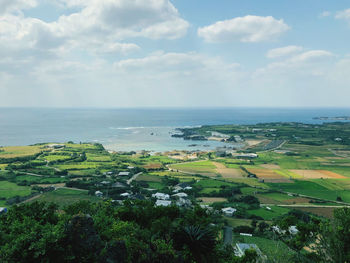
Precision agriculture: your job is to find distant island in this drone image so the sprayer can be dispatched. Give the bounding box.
[313,116,350,120]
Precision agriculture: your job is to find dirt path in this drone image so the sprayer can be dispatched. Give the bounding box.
[22,194,42,203]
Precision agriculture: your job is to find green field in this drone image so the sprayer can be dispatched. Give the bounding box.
[267,180,350,203]
[44,154,71,162]
[33,188,98,207]
[247,206,290,220]
[237,235,296,262]
[170,160,217,175]
[0,181,32,199]
[0,145,44,159]
[195,178,234,188]
[15,175,66,184]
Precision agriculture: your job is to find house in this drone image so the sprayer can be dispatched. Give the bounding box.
[236,153,258,159]
[47,144,65,149]
[118,172,130,176]
[120,192,131,197]
[0,207,7,214]
[111,182,127,188]
[127,166,135,169]
[289,225,299,235]
[95,191,103,197]
[172,192,188,198]
[335,138,343,142]
[131,193,146,200]
[272,225,286,235]
[221,207,237,216]
[152,192,170,200]
[155,200,172,207]
[176,198,192,207]
[100,181,110,185]
[240,233,253,237]
[235,243,262,257]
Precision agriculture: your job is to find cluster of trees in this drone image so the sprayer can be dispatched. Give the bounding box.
[0,200,258,263]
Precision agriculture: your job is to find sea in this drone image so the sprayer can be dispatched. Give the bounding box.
[0,108,349,152]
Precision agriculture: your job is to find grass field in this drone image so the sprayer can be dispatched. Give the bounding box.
[16,175,66,184]
[33,188,98,207]
[135,174,162,182]
[54,162,102,170]
[267,180,350,203]
[195,179,234,188]
[149,171,202,181]
[0,181,32,199]
[0,145,44,159]
[225,218,253,227]
[247,206,290,220]
[197,197,228,204]
[170,161,217,176]
[86,153,111,162]
[237,235,296,262]
[44,154,71,162]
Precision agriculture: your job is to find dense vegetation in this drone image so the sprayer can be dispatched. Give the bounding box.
[0,200,253,263]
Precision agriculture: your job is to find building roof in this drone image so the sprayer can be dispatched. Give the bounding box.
[118,171,130,176]
[222,207,237,213]
[155,200,172,207]
[172,192,188,198]
[152,192,170,200]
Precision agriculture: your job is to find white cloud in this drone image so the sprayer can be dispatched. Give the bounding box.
[255,49,334,79]
[198,15,290,43]
[266,46,303,59]
[0,0,189,59]
[55,0,189,40]
[0,0,37,14]
[335,8,350,22]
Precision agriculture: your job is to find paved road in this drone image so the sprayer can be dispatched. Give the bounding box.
[223,226,233,246]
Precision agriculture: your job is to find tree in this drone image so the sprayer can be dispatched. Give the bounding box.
[173,225,216,263]
[316,207,350,262]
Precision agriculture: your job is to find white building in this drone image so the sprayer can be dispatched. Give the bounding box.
[289,225,299,235]
[95,191,103,197]
[152,192,170,200]
[235,243,261,257]
[221,207,237,216]
[118,171,130,176]
[172,192,188,198]
[155,200,172,207]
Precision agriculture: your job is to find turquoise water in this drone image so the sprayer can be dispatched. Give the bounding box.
[0,108,349,152]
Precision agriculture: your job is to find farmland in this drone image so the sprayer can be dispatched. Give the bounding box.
[1,122,350,261]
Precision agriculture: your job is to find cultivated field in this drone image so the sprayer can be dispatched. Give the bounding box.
[247,168,292,183]
[197,197,228,204]
[212,162,244,179]
[0,145,44,159]
[290,169,346,179]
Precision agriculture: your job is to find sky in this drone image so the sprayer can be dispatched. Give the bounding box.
[1,0,350,108]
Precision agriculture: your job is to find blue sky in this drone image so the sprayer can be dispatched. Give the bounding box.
[1,0,350,107]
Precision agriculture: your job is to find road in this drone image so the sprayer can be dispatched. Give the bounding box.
[127,172,142,185]
[223,226,233,245]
